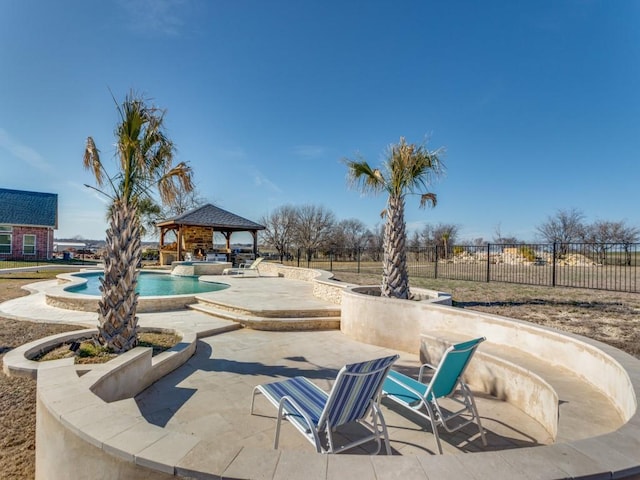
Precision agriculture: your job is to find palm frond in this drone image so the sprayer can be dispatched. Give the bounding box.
[419,192,437,208]
[158,162,194,205]
[343,157,386,195]
[83,137,104,186]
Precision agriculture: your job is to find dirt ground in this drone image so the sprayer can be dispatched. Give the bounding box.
[0,272,81,479]
[1,270,640,478]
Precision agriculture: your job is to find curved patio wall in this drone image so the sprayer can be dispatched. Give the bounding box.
[258,262,451,306]
[34,328,201,479]
[340,287,637,425]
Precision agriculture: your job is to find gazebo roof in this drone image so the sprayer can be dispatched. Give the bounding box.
[156,204,265,233]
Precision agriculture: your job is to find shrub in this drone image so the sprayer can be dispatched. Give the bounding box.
[518,246,537,262]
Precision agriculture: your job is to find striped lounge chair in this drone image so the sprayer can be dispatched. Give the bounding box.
[250,354,399,454]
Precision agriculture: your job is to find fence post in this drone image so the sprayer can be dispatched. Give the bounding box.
[486,243,491,282]
[297,248,300,268]
[552,243,557,287]
[329,251,333,272]
[434,246,438,279]
[357,248,361,274]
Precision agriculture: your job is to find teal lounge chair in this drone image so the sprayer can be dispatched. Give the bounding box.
[382,337,487,454]
[251,354,399,454]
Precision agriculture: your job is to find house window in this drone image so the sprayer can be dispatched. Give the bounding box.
[0,233,10,254]
[23,235,36,255]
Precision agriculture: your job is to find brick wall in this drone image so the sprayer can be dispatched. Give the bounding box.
[0,226,54,259]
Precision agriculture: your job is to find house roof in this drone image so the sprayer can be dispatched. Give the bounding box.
[0,188,58,228]
[156,204,265,232]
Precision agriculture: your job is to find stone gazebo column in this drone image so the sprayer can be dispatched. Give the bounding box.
[159,226,179,265]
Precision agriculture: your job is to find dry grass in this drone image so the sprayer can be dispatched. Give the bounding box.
[2,270,640,478]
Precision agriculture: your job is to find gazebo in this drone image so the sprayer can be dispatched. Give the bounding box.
[156,204,265,265]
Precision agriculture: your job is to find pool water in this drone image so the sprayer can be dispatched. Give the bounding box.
[66,271,229,297]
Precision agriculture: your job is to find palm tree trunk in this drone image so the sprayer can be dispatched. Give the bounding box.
[381,195,411,299]
[98,200,141,353]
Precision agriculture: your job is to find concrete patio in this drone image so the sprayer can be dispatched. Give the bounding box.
[2,266,640,479]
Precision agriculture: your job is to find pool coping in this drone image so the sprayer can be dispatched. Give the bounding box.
[44,269,230,313]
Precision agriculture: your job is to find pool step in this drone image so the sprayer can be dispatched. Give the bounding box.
[192,294,341,318]
[187,302,340,331]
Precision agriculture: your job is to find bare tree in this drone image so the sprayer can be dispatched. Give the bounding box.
[409,230,421,261]
[583,220,640,265]
[162,188,207,217]
[536,208,586,255]
[433,223,459,259]
[419,224,435,247]
[260,205,297,261]
[292,205,336,261]
[363,224,385,261]
[492,223,520,244]
[419,223,458,248]
[332,218,369,259]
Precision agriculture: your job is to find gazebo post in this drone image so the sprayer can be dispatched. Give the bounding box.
[223,232,232,261]
[252,231,258,258]
[177,225,183,261]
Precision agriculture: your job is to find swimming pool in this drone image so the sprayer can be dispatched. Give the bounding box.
[66,271,229,297]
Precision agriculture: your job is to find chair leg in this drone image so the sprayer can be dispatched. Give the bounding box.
[380,417,392,455]
[250,387,261,414]
[464,385,487,447]
[425,403,444,454]
[325,426,336,454]
[274,413,283,449]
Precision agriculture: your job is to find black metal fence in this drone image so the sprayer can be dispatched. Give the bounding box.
[0,256,97,271]
[279,242,640,293]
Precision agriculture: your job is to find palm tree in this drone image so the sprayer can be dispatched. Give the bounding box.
[83,92,193,352]
[344,137,443,299]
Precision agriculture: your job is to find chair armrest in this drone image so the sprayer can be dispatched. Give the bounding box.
[383,370,429,404]
[278,395,316,428]
[418,363,437,383]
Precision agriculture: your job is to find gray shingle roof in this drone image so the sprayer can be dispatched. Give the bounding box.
[157,204,265,232]
[0,188,58,228]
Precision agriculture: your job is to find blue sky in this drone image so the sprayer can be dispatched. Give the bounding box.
[1,1,638,243]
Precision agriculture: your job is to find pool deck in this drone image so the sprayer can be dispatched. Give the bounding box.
[2,274,639,479]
